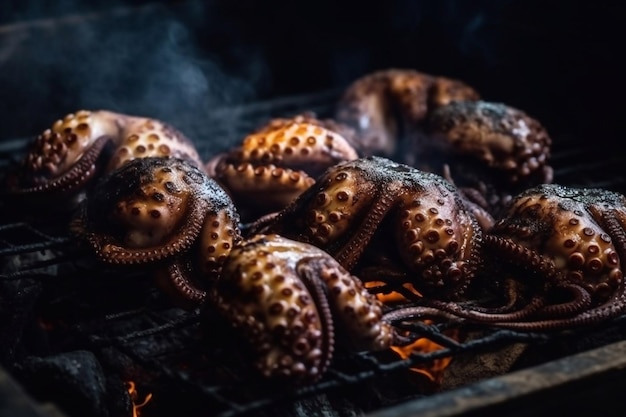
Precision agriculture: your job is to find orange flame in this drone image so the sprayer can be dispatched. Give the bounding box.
[366,281,422,305]
[390,326,457,384]
[367,281,457,384]
[126,381,153,417]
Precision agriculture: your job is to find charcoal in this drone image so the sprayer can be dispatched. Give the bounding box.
[14,350,129,417]
[0,277,43,363]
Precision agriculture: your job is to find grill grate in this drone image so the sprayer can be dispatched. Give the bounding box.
[2,90,626,417]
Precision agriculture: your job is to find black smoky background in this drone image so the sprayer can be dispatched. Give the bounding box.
[0,0,624,149]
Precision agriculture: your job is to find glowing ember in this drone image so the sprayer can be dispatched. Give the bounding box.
[390,325,457,383]
[365,281,422,305]
[365,281,456,383]
[126,381,152,417]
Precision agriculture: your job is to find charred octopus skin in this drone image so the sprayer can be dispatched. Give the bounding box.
[206,115,358,220]
[71,156,241,305]
[387,184,626,331]
[483,184,626,329]
[209,234,406,383]
[260,156,486,301]
[425,101,553,214]
[5,110,203,207]
[335,68,480,158]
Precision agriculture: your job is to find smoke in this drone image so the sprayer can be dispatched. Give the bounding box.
[0,2,266,146]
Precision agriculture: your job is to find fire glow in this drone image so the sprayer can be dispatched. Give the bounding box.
[368,281,456,383]
[126,381,152,417]
[390,328,456,383]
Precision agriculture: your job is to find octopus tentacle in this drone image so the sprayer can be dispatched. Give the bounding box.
[534,284,592,318]
[382,305,465,325]
[158,259,208,305]
[295,258,335,378]
[383,294,545,326]
[105,118,203,172]
[211,161,316,214]
[378,234,566,325]
[591,206,626,263]
[483,234,560,283]
[334,184,402,270]
[77,196,209,264]
[302,255,396,351]
[429,295,545,322]
[384,284,618,332]
[9,135,112,195]
[489,280,626,331]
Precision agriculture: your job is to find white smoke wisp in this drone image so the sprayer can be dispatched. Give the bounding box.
[0,3,267,150]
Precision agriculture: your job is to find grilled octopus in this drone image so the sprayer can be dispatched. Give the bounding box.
[335,68,480,159]
[206,113,359,221]
[424,100,553,216]
[209,233,415,383]
[256,156,491,301]
[385,184,626,331]
[5,110,203,209]
[70,156,241,307]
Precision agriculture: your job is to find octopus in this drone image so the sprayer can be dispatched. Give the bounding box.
[206,114,359,221]
[335,68,480,160]
[385,184,626,331]
[256,156,489,301]
[70,156,241,307]
[208,233,414,383]
[425,100,553,216]
[5,110,203,209]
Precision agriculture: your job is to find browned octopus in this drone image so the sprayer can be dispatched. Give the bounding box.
[385,184,626,331]
[210,233,415,383]
[206,113,359,221]
[335,68,480,159]
[255,156,491,301]
[424,100,553,215]
[5,110,203,210]
[71,156,242,307]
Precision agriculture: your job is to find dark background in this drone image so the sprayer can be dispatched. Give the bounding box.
[0,0,624,145]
